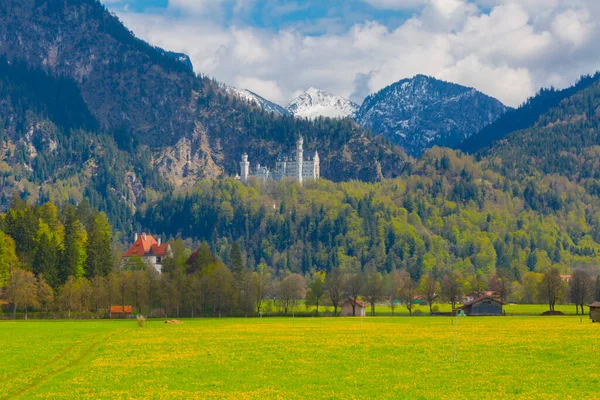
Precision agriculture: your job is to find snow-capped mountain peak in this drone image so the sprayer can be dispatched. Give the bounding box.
[223,85,291,116]
[286,88,358,120]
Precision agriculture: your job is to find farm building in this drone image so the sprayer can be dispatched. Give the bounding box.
[111,305,133,318]
[457,295,503,316]
[463,291,499,304]
[590,302,600,322]
[340,300,366,316]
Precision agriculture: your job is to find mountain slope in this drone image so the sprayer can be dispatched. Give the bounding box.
[355,75,508,156]
[0,0,196,148]
[0,57,168,228]
[481,77,600,188]
[461,73,600,153]
[0,0,410,206]
[224,85,291,116]
[286,88,358,119]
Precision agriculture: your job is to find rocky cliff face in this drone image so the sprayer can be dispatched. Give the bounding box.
[0,0,197,147]
[355,75,508,156]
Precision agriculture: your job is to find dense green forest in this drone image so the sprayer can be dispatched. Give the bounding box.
[460,73,600,153]
[0,196,113,288]
[140,148,600,283]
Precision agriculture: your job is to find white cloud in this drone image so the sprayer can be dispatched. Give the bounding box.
[115,0,600,108]
[552,8,594,47]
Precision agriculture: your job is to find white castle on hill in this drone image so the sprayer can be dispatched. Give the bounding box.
[240,137,320,184]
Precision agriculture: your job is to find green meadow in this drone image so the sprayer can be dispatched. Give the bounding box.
[1,316,598,399]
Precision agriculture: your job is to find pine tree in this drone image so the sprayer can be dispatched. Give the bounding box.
[32,232,60,288]
[230,242,243,275]
[86,212,113,277]
[61,206,88,282]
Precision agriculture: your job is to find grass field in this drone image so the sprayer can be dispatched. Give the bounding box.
[292,302,581,316]
[1,316,598,399]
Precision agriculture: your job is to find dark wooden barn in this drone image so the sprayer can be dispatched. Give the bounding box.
[590,302,600,322]
[457,295,503,316]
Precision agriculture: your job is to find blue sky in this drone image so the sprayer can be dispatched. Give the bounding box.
[108,0,416,34]
[104,0,600,107]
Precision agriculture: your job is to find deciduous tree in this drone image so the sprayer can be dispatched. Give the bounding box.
[363,267,383,316]
[419,273,439,315]
[570,269,593,315]
[325,267,343,316]
[399,272,417,316]
[252,263,271,315]
[538,267,564,312]
[5,269,38,319]
[306,271,326,316]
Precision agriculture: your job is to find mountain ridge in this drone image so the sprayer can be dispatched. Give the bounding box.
[286,88,359,120]
[355,75,509,156]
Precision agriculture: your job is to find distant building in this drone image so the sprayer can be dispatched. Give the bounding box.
[340,300,366,317]
[463,291,499,304]
[590,302,600,322]
[560,274,572,283]
[122,233,172,273]
[457,295,503,316]
[239,137,320,184]
[110,305,133,318]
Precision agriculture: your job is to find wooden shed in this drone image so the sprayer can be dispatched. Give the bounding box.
[340,300,366,317]
[457,295,503,316]
[590,302,600,322]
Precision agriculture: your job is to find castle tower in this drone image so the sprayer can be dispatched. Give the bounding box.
[296,136,304,184]
[240,153,250,182]
[314,151,320,180]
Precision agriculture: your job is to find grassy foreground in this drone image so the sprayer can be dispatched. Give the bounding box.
[1,317,598,399]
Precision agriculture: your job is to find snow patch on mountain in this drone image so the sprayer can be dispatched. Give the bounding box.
[224,85,291,116]
[286,88,358,120]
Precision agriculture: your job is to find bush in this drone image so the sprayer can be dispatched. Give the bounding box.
[136,315,147,328]
[432,305,440,313]
[413,309,423,316]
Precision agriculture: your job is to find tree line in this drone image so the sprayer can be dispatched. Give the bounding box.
[3,236,599,319]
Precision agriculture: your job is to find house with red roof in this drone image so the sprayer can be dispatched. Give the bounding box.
[122,233,172,273]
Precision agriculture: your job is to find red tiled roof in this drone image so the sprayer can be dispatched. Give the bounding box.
[458,295,502,309]
[123,233,169,258]
[342,299,365,308]
[110,305,133,313]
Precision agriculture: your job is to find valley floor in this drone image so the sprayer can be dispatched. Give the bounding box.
[1,317,598,399]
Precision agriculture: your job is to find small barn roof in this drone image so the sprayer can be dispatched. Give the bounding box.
[589,301,600,308]
[341,299,366,308]
[110,305,133,313]
[458,295,502,309]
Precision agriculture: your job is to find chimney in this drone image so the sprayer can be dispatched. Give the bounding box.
[134,232,138,242]
[158,237,162,246]
[142,233,147,240]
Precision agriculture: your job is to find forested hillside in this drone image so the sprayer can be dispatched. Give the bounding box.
[481,77,600,195]
[460,73,600,153]
[139,148,600,283]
